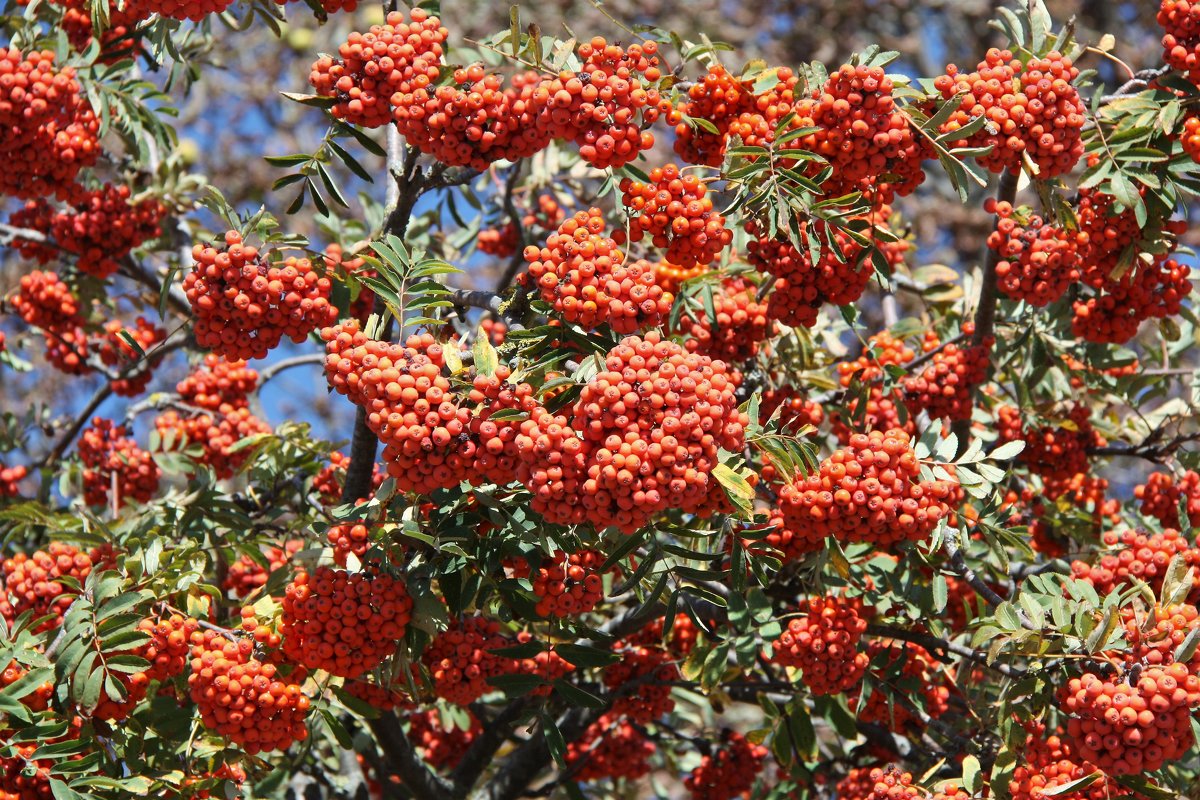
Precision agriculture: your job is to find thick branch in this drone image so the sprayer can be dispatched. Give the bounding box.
[260,353,326,382]
[368,714,454,800]
[951,168,1020,454]
[865,623,1024,678]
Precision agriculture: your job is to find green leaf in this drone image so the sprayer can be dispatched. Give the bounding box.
[554,644,620,668]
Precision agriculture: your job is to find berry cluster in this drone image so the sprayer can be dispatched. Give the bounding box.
[0,464,26,498]
[566,712,656,781]
[837,766,922,800]
[343,678,410,711]
[308,10,447,128]
[676,277,772,365]
[1011,724,1133,800]
[670,64,756,166]
[807,64,928,203]
[997,404,1104,481]
[603,643,678,722]
[422,615,512,706]
[156,355,270,479]
[311,12,664,169]
[853,641,951,732]
[407,709,481,770]
[901,325,992,422]
[986,200,1085,306]
[322,322,538,493]
[933,49,1085,177]
[1160,1,1200,83]
[0,48,99,200]
[187,612,310,754]
[770,595,869,695]
[77,416,161,507]
[516,331,747,533]
[223,542,302,597]
[523,208,672,333]
[326,519,378,567]
[2,542,113,630]
[154,404,271,480]
[1121,603,1200,672]
[1058,662,1200,774]
[98,317,166,396]
[1070,192,1191,343]
[630,612,701,658]
[93,614,199,721]
[9,269,91,375]
[760,388,825,435]
[618,164,731,267]
[747,207,907,328]
[281,567,412,679]
[478,195,566,259]
[185,231,337,360]
[653,260,709,292]
[683,730,768,800]
[1135,470,1200,527]
[1070,528,1200,603]
[776,428,958,550]
[508,549,610,618]
[10,184,164,278]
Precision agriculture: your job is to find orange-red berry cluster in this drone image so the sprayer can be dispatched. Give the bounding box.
[1160,1,1200,83]
[322,321,538,493]
[997,404,1104,481]
[986,199,1085,306]
[747,208,907,328]
[0,464,26,498]
[523,208,672,333]
[281,567,413,679]
[770,595,869,695]
[1071,528,1200,603]
[603,643,678,723]
[901,325,992,422]
[0,48,99,200]
[516,331,747,533]
[677,277,772,365]
[830,330,923,444]
[155,356,270,479]
[98,317,166,396]
[933,49,1085,177]
[187,612,310,755]
[421,615,512,706]
[185,231,337,360]
[777,428,958,551]
[77,416,160,507]
[1,541,113,631]
[806,64,929,203]
[508,549,610,618]
[1135,470,1200,527]
[1121,603,1200,673]
[683,730,767,800]
[1058,662,1200,774]
[1071,192,1191,343]
[479,195,565,259]
[93,614,199,721]
[311,12,664,169]
[618,164,731,267]
[836,765,921,800]
[9,269,91,375]
[760,388,825,435]
[224,541,303,601]
[10,184,164,278]
[852,641,951,732]
[1011,724,1135,800]
[407,709,481,770]
[566,712,656,781]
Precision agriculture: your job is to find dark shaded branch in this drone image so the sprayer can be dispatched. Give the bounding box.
[865,623,1024,678]
[951,168,1020,455]
[450,698,532,796]
[368,713,453,800]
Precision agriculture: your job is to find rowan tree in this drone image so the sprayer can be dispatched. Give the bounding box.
[2,2,1200,800]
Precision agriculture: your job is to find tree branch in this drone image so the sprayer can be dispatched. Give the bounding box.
[865,623,1024,678]
[951,168,1020,455]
